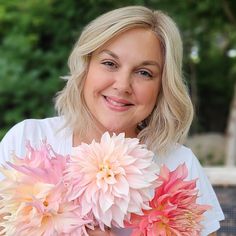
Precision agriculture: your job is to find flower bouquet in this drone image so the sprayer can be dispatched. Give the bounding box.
[0,133,210,235]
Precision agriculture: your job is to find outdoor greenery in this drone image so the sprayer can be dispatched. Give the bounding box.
[0,0,236,139]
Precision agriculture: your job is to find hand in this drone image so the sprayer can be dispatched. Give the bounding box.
[87,227,114,236]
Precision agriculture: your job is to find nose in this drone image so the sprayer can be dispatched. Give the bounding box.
[112,70,132,94]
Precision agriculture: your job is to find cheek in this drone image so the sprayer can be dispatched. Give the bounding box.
[84,64,98,87]
[84,66,113,96]
[83,78,92,101]
[136,83,161,107]
[83,69,101,97]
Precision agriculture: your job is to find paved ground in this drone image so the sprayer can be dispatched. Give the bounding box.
[213,186,236,235]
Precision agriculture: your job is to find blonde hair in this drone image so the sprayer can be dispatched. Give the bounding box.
[55,5,194,156]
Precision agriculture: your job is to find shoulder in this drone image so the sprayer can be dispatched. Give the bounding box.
[0,116,71,163]
[157,145,196,175]
[158,144,214,191]
[10,116,64,134]
[1,117,64,145]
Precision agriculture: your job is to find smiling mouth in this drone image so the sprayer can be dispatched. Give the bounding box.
[103,96,134,107]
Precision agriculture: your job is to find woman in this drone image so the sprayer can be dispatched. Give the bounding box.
[0,5,224,236]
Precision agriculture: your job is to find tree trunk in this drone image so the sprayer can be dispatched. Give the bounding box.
[226,83,236,166]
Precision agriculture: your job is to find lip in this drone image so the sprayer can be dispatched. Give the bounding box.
[102,95,134,112]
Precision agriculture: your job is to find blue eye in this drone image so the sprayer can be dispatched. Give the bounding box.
[137,70,153,79]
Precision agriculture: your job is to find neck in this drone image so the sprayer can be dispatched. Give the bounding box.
[72,126,138,147]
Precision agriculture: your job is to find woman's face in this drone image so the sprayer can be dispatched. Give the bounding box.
[83,27,163,137]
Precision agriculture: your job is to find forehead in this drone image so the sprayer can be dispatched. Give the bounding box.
[93,27,163,66]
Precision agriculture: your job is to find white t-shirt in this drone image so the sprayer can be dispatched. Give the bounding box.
[0,117,224,235]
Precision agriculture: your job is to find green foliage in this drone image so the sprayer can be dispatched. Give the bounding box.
[0,0,236,139]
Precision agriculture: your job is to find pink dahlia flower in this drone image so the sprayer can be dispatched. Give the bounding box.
[127,164,211,236]
[0,142,95,236]
[64,132,160,228]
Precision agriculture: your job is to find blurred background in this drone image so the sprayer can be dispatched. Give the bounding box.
[0,0,236,234]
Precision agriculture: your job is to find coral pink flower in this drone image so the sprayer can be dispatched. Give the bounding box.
[64,132,160,228]
[127,164,211,236]
[0,142,95,236]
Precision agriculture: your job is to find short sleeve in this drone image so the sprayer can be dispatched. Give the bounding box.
[0,117,72,181]
[188,151,225,235]
[0,120,27,180]
[0,121,27,163]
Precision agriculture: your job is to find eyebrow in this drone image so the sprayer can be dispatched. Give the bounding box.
[99,50,119,60]
[99,49,161,70]
[141,61,161,70]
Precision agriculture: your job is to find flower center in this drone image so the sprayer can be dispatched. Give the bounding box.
[99,163,112,178]
[43,200,49,207]
[96,161,118,187]
[99,163,110,171]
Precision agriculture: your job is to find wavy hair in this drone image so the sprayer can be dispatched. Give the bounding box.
[55,5,194,156]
